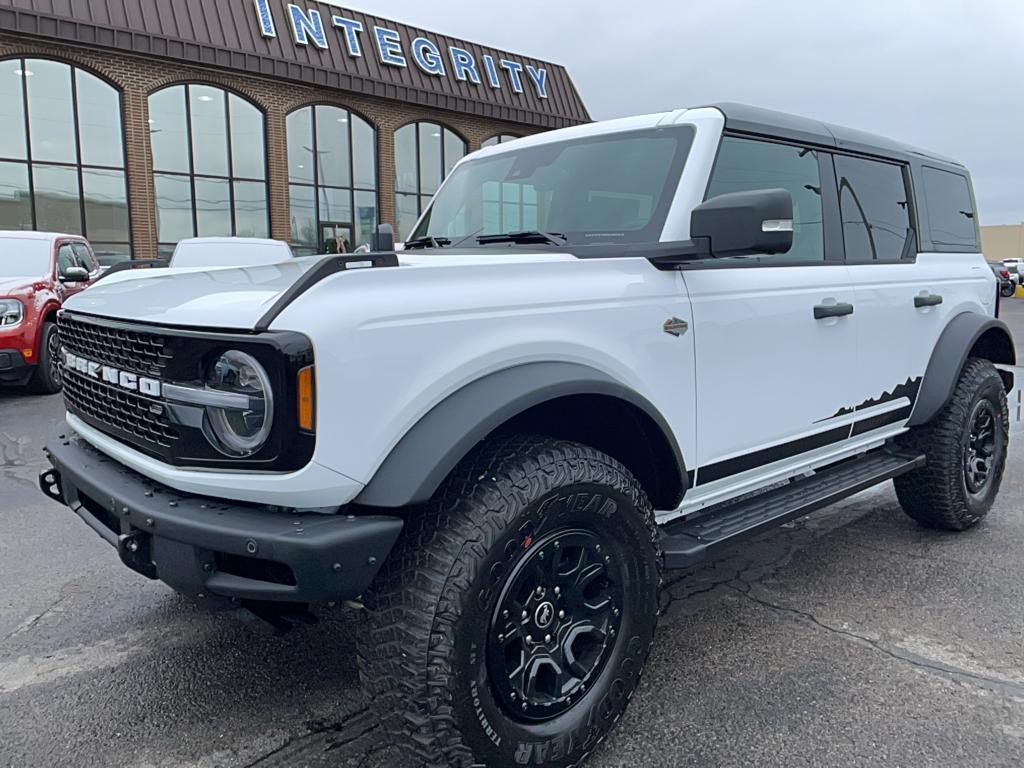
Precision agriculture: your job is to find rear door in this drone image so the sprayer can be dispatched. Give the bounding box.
[683,136,859,494]
[840,157,985,435]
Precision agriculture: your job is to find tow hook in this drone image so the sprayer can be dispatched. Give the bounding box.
[118,531,158,580]
[38,468,64,504]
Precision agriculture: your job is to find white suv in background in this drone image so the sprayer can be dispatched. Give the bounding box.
[40,103,1013,768]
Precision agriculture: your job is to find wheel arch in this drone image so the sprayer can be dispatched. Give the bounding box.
[354,362,688,510]
[908,312,1015,427]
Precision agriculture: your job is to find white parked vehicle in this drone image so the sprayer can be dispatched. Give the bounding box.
[168,237,294,268]
[40,103,1014,768]
[1003,257,1023,286]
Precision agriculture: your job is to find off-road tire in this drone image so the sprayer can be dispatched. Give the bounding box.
[894,358,1009,530]
[29,322,62,395]
[358,436,662,767]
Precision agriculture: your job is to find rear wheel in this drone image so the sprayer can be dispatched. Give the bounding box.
[1001,283,1014,298]
[29,322,62,395]
[359,436,661,767]
[895,358,1008,530]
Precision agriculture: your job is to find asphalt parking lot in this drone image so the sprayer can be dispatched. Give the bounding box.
[2,302,1024,768]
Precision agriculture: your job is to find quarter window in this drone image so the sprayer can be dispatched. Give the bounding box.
[834,155,912,262]
[0,58,131,264]
[395,122,466,239]
[921,167,978,250]
[706,137,824,262]
[149,85,269,258]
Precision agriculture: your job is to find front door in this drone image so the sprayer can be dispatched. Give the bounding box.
[321,222,354,254]
[683,136,860,498]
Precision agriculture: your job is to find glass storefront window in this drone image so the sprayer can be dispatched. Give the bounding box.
[286,105,378,255]
[394,122,466,239]
[0,58,131,259]
[481,134,520,148]
[150,84,269,253]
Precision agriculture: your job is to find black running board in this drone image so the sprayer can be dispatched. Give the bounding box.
[659,449,925,570]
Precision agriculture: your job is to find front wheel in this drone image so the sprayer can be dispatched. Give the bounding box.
[359,436,661,767]
[1001,283,1015,298]
[895,358,1009,530]
[29,322,62,395]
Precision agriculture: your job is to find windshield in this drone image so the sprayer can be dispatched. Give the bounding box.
[410,126,695,247]
[0,239,52,277]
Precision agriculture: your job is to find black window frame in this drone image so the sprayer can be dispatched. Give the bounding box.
[830,151,919,265]
[0,56,133,257]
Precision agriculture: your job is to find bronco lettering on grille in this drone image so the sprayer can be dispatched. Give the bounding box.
[64,351,162,397]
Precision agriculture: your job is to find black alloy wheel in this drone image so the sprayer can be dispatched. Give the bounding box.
[487,529,624,722]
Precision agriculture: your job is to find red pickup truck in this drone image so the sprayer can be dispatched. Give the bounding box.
[0,231,101,394]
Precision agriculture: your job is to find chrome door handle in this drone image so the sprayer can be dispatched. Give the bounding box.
[914,294,943,308]
[813,302,854,320]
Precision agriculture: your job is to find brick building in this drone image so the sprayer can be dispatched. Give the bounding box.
[0,0,589,261]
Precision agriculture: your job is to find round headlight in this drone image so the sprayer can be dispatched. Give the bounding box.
[204,350,274,457]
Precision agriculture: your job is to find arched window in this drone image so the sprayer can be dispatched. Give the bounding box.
[149,84,268,257]
[0,58,131,264]
[394,122,466,240]
[286,104,378,256]
[481,134,520,148]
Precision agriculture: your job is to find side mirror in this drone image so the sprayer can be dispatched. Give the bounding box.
[60,266,90,283]
[690,188,794,258]
[370,224,395,253]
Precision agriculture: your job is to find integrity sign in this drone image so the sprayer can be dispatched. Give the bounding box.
[252,0,550,99]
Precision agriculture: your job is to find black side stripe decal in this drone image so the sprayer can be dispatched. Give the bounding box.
[849,404,912,438]
[696,406,912,487]
[696,425,850,486]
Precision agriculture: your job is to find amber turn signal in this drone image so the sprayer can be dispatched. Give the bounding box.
[297,365,315,431]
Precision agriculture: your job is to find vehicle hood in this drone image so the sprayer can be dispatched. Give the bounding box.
[62,252,574,330]
[0,276,40,295]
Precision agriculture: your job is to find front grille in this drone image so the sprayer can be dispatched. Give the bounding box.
[58,313,172,377]
[58,314,180,450]
[63,369,180,448]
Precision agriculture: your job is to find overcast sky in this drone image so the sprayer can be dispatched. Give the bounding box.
[325,0,1023,224]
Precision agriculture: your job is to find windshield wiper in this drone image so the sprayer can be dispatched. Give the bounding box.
[477,231,568,246]
[403,236,452,250]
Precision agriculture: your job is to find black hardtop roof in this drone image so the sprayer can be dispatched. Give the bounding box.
[705,102,964,170]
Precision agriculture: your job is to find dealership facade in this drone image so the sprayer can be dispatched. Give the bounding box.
[0,0,589,261]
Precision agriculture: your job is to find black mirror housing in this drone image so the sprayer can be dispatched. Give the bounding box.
[690,188,794,258]
[371,224,395,253]
[60,266,90,283]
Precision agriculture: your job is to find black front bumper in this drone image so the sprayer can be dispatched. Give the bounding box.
[0,348,32,386]
[41,430,403,603]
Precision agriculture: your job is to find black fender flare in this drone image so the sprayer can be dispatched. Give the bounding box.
[355,362,686,508]
[908,312,1015,427]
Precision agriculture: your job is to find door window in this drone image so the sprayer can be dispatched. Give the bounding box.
[71,242,98,273]
[56,243,77,276]
[834,155,912,262]
[706,136,824,262]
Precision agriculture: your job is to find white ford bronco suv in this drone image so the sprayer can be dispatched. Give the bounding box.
[39,103,1014,767]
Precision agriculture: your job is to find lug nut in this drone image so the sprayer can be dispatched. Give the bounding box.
[526,635,533,644]
[503,610,509,619]
[522,610,528,621]
[558,610,565,620]
[544,634,551,643]
[554,586,561,596]
[498,633,504,642]
[554,541,560,549]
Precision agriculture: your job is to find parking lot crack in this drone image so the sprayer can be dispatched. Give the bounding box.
[730,581,1024,700]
